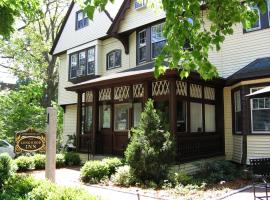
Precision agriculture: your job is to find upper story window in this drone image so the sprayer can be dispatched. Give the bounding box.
[69,46,95,80]
[246,7,261,32]
[107,50,121,70]
[136,22,166,64]
[138,30,147,62]
[151,23,166,58]
[76,10,89,30]
[250,87,270,133]
[135,0,146,9]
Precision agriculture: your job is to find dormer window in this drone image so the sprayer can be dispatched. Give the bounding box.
[246,7,261,32]
[76,10,89,30]
[107,50,121,70]
[135,0,146,9]
[69,46,95,80]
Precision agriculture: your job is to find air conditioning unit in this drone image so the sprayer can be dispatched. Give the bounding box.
[77,69,83,77]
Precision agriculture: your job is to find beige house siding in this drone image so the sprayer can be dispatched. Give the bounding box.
[223,87,233,160]
[247,135,270,164]
[118,0,165,33]
[62,105,77,146]
[232,135,243,163]
[58,54,77,105]
[53,4,112,55]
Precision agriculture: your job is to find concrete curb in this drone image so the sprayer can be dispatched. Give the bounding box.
[215,185,252,200]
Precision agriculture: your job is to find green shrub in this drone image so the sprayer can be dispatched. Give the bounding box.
[64,152,81,166]
[0,153,16,189]
[102,157,122,176]
[167,169,192,186]
[56,154,65,168]
[33,154,46,169]
[125,99,175,183]
[15,156,34,171]
[196,160,242,183]
[2,174,39,198]
[80,160,109,183]
[111,165,136,187]
[28,179,100,200]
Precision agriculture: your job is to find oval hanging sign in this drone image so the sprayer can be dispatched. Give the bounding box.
[15,128,46,154]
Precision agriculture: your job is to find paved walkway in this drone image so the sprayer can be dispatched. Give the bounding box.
[28,168,269,200]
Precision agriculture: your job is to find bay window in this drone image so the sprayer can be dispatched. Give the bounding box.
[70,54,77,79]
[151,23,166,58]
[114,104,129,132]
[107,50,121,70]
[190,102,203,133]
[87,47,95,75]
[234,90,242,133]
[251,88,270,133]
[78,51,86,76]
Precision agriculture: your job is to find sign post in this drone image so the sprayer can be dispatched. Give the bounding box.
[45,107,57,182]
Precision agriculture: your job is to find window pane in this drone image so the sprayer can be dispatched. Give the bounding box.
[133,103,142,127]
[87,48,95,75]
[139,30,146,46]
[114,104,129,131]
[77,12,83,21]
[88,48,95,62]
[253,109,270,132]
[78,51,86,76]
[85,106,92,132]
[139,46,146,62]
[234,90,242,133]
[152,40,166,58]
[70,54,77,78]
[177,101,186,132]
[246,7,260,31]
[115,51,121,67]
[190,102,202,133]
[205,104,216,132]
[99,105,111,129]
[152,23,165,43]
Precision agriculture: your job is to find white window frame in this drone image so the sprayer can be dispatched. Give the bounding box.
[138,29,147,63]
[250,87,270,133]
[135,0,146,9]
[151,23,166,59]
[246,6,261,32]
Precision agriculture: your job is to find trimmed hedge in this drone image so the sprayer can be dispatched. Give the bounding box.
[80,161,109,183]
[102,157,122,176]
[0,153,16,189]
[64,152,81,166]
[15,156,34,171]
[111,165,135,187]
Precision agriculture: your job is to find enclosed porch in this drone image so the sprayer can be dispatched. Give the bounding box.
[66,66,225,162]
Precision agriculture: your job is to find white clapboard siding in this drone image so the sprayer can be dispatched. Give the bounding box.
[58,54,78,105]
[232,135,243,163]
[247,135,270,164]
[62,105,77,146]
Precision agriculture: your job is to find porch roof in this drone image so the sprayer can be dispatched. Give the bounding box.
[227,57,270,85]
[66,62,156,91]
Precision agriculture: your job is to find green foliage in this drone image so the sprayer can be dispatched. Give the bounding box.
[196,160,242,183]
[0,153,16,189]
[166,168,193,186]
[56,154,65,168]
[80,160,109,183]
[64,152,81,166]
[32,154,46,170]
[102,157,123,176]
[125,99,175,183]
[0,82,46,142]
[1,174,39,199]
[111,165,136,187]
[15,156,34,171]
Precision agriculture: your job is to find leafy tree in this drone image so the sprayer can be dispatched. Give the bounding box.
[0,82,46,142]
[125,99,175,183]
[0,0,69,107]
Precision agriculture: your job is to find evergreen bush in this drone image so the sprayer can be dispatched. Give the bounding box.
[15,156,34,171]
[64,152,81,166]
[0,153,16,189]
[125,99,175,183]
[80,160,109,183]
[102,157,122,176]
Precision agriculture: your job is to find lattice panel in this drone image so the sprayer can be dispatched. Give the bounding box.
[176,81,187,96]
[114,86,130,101]
[152,80,170,96]
[133,84,144,98]
[85,91,93,103]
[99,88,111,101]
[190,84,202,98]
[204,87,215,100]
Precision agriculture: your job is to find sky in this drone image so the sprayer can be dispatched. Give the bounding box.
[0,57,17,84]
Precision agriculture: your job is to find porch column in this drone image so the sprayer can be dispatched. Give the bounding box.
[92,89,99,155]
[76,92,82,151]
[143,81,151,105]
[169,79,177,135]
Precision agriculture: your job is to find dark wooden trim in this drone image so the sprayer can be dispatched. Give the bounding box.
[76,92,82,152]
[92,89,99,155]
[169,78,177,135]
[231,86,243,135]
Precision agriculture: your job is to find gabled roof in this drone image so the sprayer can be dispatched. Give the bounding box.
[227,57,270,85]
[50,1,74,55]
[107,0,130,35]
